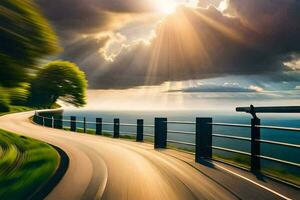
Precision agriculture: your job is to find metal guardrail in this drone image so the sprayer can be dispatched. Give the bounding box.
[33,105,300,176]
[237,106,300,113]
[210,122,251,128]
[256,125,300,132]
[212,146,251,156]
[168,121,196,125]
[212,133,251,141]
[168,130,195,135]
[257,139,300,148]
[258,155,300,168]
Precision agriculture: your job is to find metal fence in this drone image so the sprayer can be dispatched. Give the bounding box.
[33,106,300,174]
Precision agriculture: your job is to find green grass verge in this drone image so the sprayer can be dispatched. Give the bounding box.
[212,153,300,186]
[0,103,61,117]
[0,105,33,116]
[261,167,300,186]
[0,129,60,200]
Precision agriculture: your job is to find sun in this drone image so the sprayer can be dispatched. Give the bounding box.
[157,0,178,14]
[156,0,198,15]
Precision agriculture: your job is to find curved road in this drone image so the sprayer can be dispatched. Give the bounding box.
[0,112,299,200]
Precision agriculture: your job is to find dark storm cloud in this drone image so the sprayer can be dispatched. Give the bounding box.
[88,1,300,89]
[36,0,156,37]
[60,36,109,63]
[59,36,110,74]
[38,0,300,89]
[225,0,300,55]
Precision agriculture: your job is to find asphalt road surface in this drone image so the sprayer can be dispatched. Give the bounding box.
[0,112,299,200]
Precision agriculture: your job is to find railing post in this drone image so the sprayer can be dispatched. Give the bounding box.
[251,117,261,172]
[33,114,37,124]
[52,117,54,128]
[83,117,87,133]
[36,115,42,125]
[114,118,120,138]
[57,116,63,129]
[154,118,167,148]
[195,118,212,162]
[42,117,45,126]
[136,119,144,142]
[96,118,102,135]
[71,116,77,132]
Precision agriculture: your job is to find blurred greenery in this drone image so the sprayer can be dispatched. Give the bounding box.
[8,83,30,105]
[0,1,89,110]
[0,87,10,112]
[0,0,59,87]
[0,129,59,200]
[29,61,87,108]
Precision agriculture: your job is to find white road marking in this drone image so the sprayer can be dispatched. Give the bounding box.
[214,163,292,200]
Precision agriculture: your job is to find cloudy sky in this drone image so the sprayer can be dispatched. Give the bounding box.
[37,0,300,110]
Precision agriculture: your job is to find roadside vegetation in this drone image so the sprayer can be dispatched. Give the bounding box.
[0,105,32,117]
[0,1,85,198]
[0,0,87,113]
[0,129,60,200]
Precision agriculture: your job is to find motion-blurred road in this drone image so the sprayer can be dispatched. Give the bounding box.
[0,112,298,200]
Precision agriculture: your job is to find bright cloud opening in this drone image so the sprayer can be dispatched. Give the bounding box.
[155,0,198,14]
[156,0,178,14]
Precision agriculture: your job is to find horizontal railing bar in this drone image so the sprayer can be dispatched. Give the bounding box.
[168,130,195,135]
[144,134,154,137]
[213,133,251,141]
[144,125,154,128]
[40,116,52,120]
[86,121,96,124]
[258,155,300,168]
[102,122,114,125]
[210,123,251,128]
[167,140,196,146]
[102,130,114,133]
[167,121,195,125]
[256,125,300,132]
[212,146,251,156]
[237,106,300,113]
[257,139,300,148]
[120,123,137,127]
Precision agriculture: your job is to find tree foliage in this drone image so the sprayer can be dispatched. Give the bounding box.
[0,0,59,87]
[9,83,30,105]
[29,61,87,107]
[0,87,10,112]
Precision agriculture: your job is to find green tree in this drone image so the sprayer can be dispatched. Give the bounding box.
[29,61,87,108]
[0,0,59,87]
